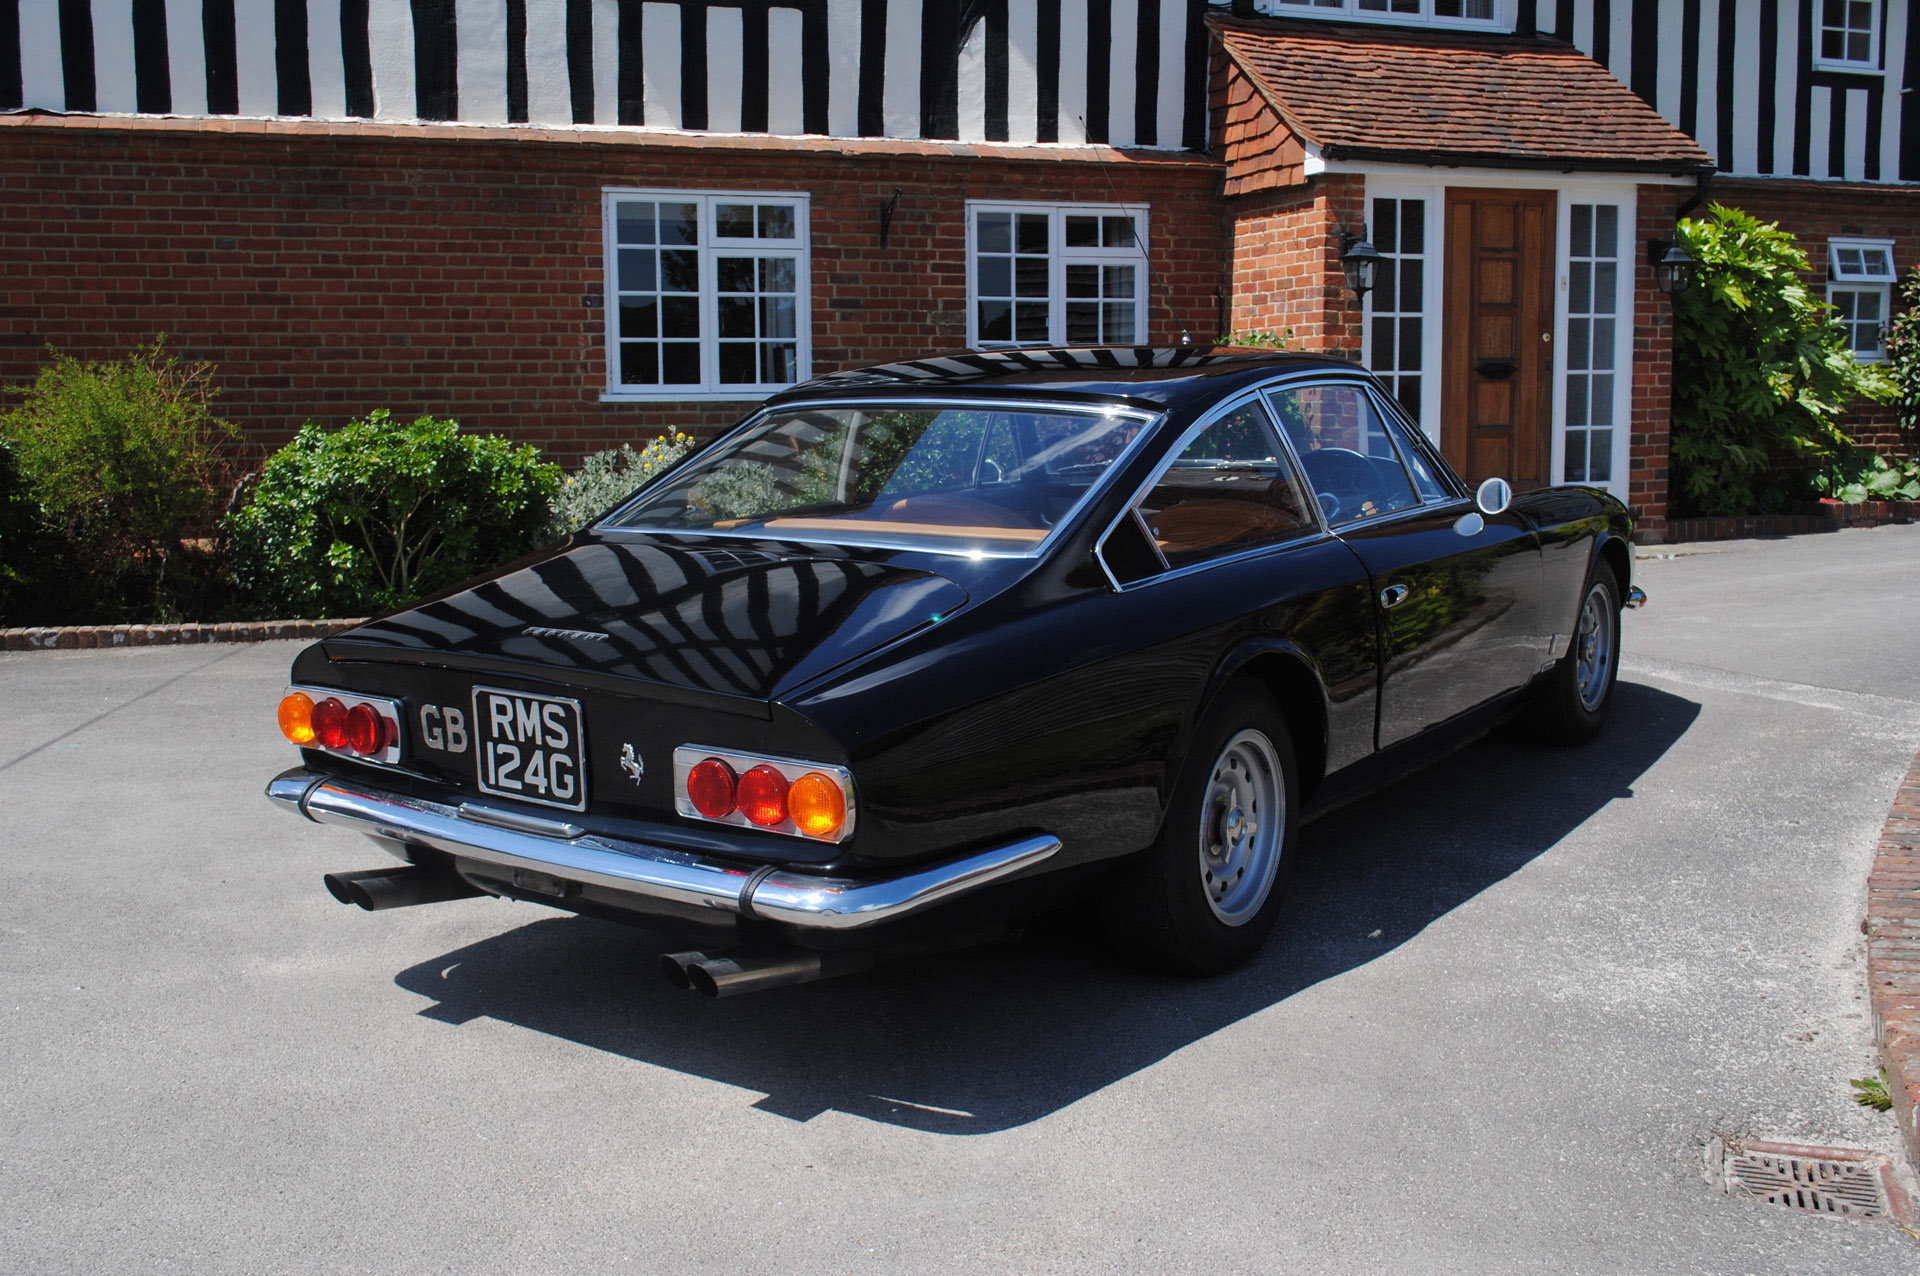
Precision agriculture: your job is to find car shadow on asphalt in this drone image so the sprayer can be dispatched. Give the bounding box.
[393,680,1700,1134]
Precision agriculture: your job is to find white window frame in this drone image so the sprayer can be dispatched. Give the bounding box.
[1360,179,1445,444]
[1828,236,1896,361]
[1813,0,1882,72]
[1555,193,1635,495]
[600,189,813,402]
[965,202,1151,350]
[1264,0,1508,32]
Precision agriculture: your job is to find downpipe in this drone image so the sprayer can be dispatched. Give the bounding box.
[661,924,1012,999]
[323,865,485,911]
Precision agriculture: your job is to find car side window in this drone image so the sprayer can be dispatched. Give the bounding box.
[1137,400,1314,569]
[1368,392,1451,503]
[1269,384,1420,526]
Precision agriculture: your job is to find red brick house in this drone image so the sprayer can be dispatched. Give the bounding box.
[3,1,1915,542]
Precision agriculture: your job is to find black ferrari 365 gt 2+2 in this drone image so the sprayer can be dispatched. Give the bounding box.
[267,348,1643,996]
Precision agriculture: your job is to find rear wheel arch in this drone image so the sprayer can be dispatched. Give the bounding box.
[1198,645,1330,808]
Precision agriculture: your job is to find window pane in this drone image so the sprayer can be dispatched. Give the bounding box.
[1373,198,1397,254]
[1570,204,1591,257]
[718,343,758,383]
[1066,302,1099,343]
[716,257,754,293]
[1587,432,1612,483]
[620,342,658,385]
[662,342,701,383]
[758,205,795,239]
[978,213,1012,254]
[1401,199,1424,252]
[1568,318,1591,371]
[1015,302,1049,342]
[1065,215,1099,247]
[1103,215,1136,247]
[1400,259,1422,311]
[659,204,698,245]
[1015,256,1048,298]
[718,297,755,338]
[662,250,699,293]
[1139,402,1311,568]
[1570,261,1591,314]
[1015,213,1049,254]
[761,258,796,292]
[662,296,701,337]
[1269,385,1419,524]
[1590,374,1615,425]
[979,257,1011,297]
[762,344,797,383]
[1103,264,1135,298]
[1399,318,1421,370]
[1372,317,1395,368]
[1595,205,1618,256]
[1592,318,1616,368]
[715,203,755,238]
[979,300,1012,342]
[1066,263,1098,298]
[1104,302,1135,343]
[762,297,797,339]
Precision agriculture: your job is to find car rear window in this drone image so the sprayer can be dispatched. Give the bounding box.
[603,404,1151,550]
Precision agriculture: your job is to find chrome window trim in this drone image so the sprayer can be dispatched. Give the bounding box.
[1363,383,1470,503]
[597,395,1165,561]
[1094,383,1326,592]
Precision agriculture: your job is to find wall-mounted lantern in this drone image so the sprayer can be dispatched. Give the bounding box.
[1646,238,1697,297]
[1340,230,1383,303]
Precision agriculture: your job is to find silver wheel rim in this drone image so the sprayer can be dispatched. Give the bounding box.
[1197,729,1285,926]
[1574,583,1617,712]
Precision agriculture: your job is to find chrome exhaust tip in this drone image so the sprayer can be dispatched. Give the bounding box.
[323,866,483,911]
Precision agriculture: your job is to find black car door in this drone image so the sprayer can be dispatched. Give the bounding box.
[1267,381,1546,749]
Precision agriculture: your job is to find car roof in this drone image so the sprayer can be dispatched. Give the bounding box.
[765,347,1370,413]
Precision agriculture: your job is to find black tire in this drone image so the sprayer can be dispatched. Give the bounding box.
[1099,679,1298,976]
[1534,560,1622,745]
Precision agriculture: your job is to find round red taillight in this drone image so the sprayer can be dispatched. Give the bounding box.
[737,765,790,828]
[687,757,738,820]
[345,703,384,755]
[311,697,349,750]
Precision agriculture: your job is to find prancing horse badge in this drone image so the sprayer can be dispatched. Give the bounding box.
[619,744,644,784]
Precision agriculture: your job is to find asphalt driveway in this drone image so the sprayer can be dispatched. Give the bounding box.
[3,525,1918,1273]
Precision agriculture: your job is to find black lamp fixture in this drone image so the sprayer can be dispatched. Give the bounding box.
[1646,237,1697,297]
[1340,229,1384,303]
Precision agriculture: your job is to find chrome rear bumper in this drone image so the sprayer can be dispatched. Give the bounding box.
[265,768,1059,932]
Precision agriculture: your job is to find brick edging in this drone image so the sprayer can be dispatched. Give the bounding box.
[1,619,368,651]
[1867,749,1920,1178]
[1659,501,1920,545]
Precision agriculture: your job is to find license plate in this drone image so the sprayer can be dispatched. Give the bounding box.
[471,686,587,812]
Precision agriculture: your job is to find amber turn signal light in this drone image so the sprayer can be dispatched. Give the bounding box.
[278,692,315,744]
[787,772,847,838]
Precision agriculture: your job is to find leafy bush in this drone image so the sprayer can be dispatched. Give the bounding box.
[1671,205,1894,516]
[0,339,236,623]
[1812,449,1920,503]
[1885,267,1920,452]
[227,410,560,618]
[545,433,694,538]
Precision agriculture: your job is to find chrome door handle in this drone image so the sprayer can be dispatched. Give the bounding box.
[1379,583,1410,609]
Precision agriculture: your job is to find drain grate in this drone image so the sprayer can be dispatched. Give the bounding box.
[1709,1137,1895,1220]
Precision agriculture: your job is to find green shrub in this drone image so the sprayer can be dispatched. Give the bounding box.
[227,410,560,618]
[0,436,53,624]
[1885,267,1920,452]
[1671,205,1894,516]
[1811,450,1920,503]
[0,340,236,623]
[545,432,694,538]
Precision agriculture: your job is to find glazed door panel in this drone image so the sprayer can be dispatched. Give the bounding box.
[1441,188,1556,491]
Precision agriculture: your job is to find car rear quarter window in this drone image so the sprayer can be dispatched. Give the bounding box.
[1136,400,1315,570]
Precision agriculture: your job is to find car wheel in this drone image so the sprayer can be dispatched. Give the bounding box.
[1099,680,1298,975]
[1535,561,1622,745]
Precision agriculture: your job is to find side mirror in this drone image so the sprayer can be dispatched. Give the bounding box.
[1475,476,1512,516]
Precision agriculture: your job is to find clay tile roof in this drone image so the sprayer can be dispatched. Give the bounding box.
[1211,14,1713,174]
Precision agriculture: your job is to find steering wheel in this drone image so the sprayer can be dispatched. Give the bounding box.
[1302,447,1382,521]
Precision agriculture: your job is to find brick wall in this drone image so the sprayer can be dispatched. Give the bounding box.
[0,116,1226,468]
[1714,177,1920,455]
[1631,183,1681,541]
[1223,173,1367,354]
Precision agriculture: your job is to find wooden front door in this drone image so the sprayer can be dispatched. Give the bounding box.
[1441,189,1556,490]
